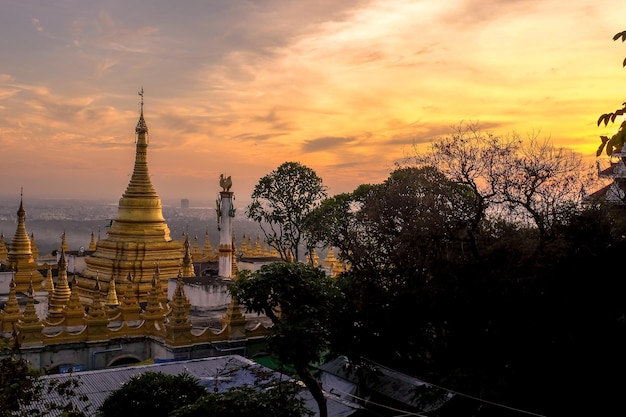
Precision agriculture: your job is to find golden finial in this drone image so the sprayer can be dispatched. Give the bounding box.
[135,87,148,135]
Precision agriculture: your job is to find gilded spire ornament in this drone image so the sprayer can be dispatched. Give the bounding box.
[118,273,141,322]
[165,271,193,343]
[181,234,196,277]
[202,230,214,261]
[60,231,70,253]
[253,235,262,257]
[88,231,97,251]
[0,233,8,262]
[85,278,110,340]
[87,278,108,320]
[43,264,54,293]
[309,249,320,267]
[0,277,23,333]
[141,272,167,335]
[63,275,86,327]
[105,275,119,308]
[15,280,44,346]
[47,249,71,322]
[153,262,168,306]
[7,192,44,292]
[30,233,39,259]
[323,247,337,269]
[191,235,202,260]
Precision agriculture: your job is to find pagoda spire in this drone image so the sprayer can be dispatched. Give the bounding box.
[153,262,168,306]
[323,247,337,268]
[141,271,167,335]
[105,275,119,308]
[202,230,214,261]
[0,233,8,262]
[88,231,96,251]
[118,273,142,322]
[79,90,184,303]
[47,248,71,322]
[16,280,44,347]
[60,231,70,253]
[0,277,23,334]
[191,235,202,260]
[165,271,192,343]
[30,233,39,259]
[240,234,248,257]
[63,275,86,327]
[181,234,195,277]
[43,264,54,293]
[85,278,110,340]
[8,191,44,292]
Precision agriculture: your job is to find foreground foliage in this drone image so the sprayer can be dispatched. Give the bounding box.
[98,370,310,417]
[297,126,622,415]
[170,380,312,417]
[230,262,344,417]
[98,372,206,417]
[0,356,89,417]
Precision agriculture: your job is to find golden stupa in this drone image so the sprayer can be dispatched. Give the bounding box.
[7,193,44,292]
[77,91,184,303]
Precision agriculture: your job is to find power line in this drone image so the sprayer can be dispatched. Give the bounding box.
[324,351,547,417]
[358,356,547,417]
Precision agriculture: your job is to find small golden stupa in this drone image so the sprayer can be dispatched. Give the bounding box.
[7,192,44,292]
[77,90,184,303]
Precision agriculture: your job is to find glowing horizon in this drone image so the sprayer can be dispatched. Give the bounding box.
[1,0,625,206]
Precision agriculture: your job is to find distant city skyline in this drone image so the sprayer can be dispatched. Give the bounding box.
[1,0,625,203]
[0,198,261,258]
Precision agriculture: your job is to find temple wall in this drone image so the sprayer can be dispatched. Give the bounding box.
[167,279,231,311]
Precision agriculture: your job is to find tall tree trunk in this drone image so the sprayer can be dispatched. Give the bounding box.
[295,364,327,417]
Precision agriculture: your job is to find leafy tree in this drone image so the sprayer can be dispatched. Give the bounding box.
[305,167,481,374]
[597,31,626,156]
[170,380,312,417]
[306,166,480,277]
[0,356,89,417]
[229,262,345,417]
[97,371,205,417]
[246,162,327,262]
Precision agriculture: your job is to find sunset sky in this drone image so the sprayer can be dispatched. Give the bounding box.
[1,0,626,207]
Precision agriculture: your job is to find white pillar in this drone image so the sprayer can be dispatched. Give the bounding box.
[217,190,234,278]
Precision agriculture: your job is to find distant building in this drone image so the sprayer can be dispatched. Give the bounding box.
[181,198,189,209]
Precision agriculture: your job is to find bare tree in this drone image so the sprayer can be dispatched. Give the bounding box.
[405,123,592,246]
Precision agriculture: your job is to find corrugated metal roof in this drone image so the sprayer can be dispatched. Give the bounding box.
[27,355,361,417]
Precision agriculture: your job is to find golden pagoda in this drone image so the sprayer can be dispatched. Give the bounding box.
[0,233,8,263]
[201,230,215,261]
[239,234,248,257]
[88,231,97,251]
[181,234,196,278]
[78,90,184,303]
[59,231,70,253]
[323,247,337,269]
[47,249,71,323]
[191,235,202,260]
[7,194,44,292]
[30,233,40,259]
